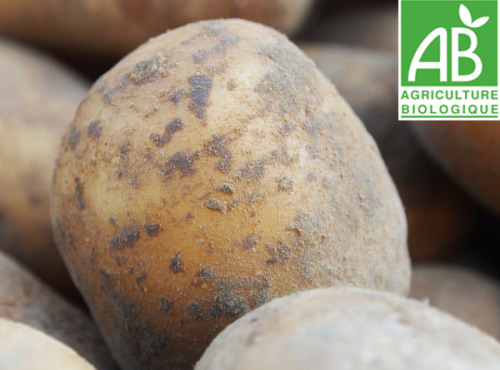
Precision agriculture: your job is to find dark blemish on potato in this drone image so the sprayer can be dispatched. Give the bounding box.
[243,236,258,250]
[87,120,102,139]
[186,212,195,221]
[117,171,123,179]
[277,176,294,191]
[188,74,212,121]
[228,199,239,210]
[210,293,249,318]
[135,272,147,284]
[169,251,184,273]
[206,198,226,213]
[26,192,42,206]
[128,174,141,189]
[196,267,215,282]
[144,223,160,236]
[68,128,80,150]
[236,160,266,182]
[187,302,204,320]
[159,297,174,314]
[251,278,270,307]
[169,89,186,105]
[146,333,170,355]
[218,183,235,194]
[150,118,183,147]
[227,81,236,90]
[205,134,232,173]
[108,217,116,225]
[75,181,86,209]
[266,241,291,265]
[143,107,158,118]
[130,55,167,85]
[120,141,131,155]
[162,152,197,179]
[110,226,140,249]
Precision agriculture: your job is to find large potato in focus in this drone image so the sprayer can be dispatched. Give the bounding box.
[410,265,500,340]
[412,122,500,215]
[0,39,88,297]
[51,19,409,369]
[0,251,117,370]
[0,318,95,370]
[196,287,500,370]
[301,44,476,261]
[0,0,313,57]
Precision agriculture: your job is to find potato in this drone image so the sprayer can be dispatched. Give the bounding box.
[0,0,313,57]
[301,44,476,261]
[0,251,117,370]
[0,39,88,297]
[0,318,95,370]
[51,19,409,369]
[410,265,500,340]
[196,287,500,370]
[411,122,500,215]
[308,4,397,52]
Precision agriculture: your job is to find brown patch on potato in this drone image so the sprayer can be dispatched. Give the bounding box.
[265,241,291,265]
[276,176,294,191]
[110,226,140,249]
[68,128,80,150]
[205,198,226,213]
[144,223,160,237]
[159,297,174,314]
[169,89,186,106]
[169,251,184,273]
[87,120,102,139]
[187,302,204,320]
[162,152,198,180]
[119,141,131,155]
[188,74,212,121]
[150,118,183,147]
[196,268,215,282]
[210,293,249,318]
[243,236,258,250]
[130,55,168,85]
[218,183,235,194]
[75,181,86,210]
[205,135,232,173]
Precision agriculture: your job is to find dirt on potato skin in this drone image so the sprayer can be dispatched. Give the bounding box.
[51,19,409,370]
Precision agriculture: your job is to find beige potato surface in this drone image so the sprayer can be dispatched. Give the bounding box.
[0,318,95,370]
[0,251,117,370]
[301,44,476,261]
[196,287,500,370]
[0,39,88,297]
[412,121,500,215]
[410,265,500,340]
[51,19,409,369]
[0,0,313,57]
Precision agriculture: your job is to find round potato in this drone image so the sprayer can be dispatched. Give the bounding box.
[0,39,88,297]
[410,265,500,340]
[0,251,117,370]
[51,19,409,369]
[301,44,476,261]
[0,318,95,370]
[196,287,500,370]
[0,0,313,57]
[411,121,500,215]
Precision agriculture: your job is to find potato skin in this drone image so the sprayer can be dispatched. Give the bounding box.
[301,44,476,261]
[0,39,88,297]
[412,122,500,215]
[51,19,409,369]
[0,0,313,57]
[410,265,500,340]
[0,251,117,370]
[196,287,500,370]
[0,318,96,370]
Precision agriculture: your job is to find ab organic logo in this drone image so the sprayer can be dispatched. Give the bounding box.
[399,0,499,120]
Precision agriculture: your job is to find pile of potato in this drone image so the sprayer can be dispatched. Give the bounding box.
[1,1,500,369]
